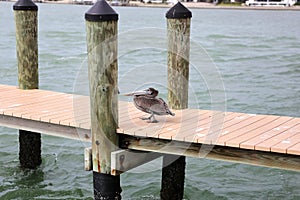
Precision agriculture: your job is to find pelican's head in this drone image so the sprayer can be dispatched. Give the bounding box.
[123,87,158,98]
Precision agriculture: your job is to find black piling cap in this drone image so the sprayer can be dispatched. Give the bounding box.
[13,0,38,11]
[166,2,192,19]
[85,0,118,22]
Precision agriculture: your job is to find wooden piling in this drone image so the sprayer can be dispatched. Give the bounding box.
[166,2,191,110]
[162,2,192,199]
[13,0,41,169]
[85,0,121,199]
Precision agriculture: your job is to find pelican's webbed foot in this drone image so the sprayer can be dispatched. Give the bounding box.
[149,119,158,123]
[140,114,158,123]
[140,116,151,120]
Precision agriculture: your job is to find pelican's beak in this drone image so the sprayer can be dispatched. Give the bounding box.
[122,90,148,96]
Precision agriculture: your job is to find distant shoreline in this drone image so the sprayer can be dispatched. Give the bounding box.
[4,0,300,11]
[131,2,300,10]
[51,1,300,11]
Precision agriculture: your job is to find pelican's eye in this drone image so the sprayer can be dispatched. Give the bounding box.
[145,89,151,94]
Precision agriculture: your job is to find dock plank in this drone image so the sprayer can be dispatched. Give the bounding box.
[271,132,300,154]
[186,112,243,143]
[239,118,300,150]
[157,109,213,140]
[195,113,257,144]
[287,142,300,155]
[0,84,300,163]
[222,115,281,147]
[255,123,300,153]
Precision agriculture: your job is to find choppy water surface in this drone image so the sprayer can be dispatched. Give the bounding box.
[1,2,300,199]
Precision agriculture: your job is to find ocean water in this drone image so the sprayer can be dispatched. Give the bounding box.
[0,2,300,199]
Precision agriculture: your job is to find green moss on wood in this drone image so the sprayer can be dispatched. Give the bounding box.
[14,10,38,90]
[14,9,41,169]
[167,18,191,110]
[86,20,118,174]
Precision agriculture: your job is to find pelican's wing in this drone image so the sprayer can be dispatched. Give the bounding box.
[134,97,161,114]
[149,98,172,115]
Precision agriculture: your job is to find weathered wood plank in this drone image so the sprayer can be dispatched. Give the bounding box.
[111,150,161,176]
[119,135,300,172]
[85,147,92,171]
[0,114,90,142]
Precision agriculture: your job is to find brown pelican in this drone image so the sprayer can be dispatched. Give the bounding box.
[124,88,175,123]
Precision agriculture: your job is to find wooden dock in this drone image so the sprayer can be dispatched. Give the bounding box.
[0,84,300,171]
[8,1,298,198]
